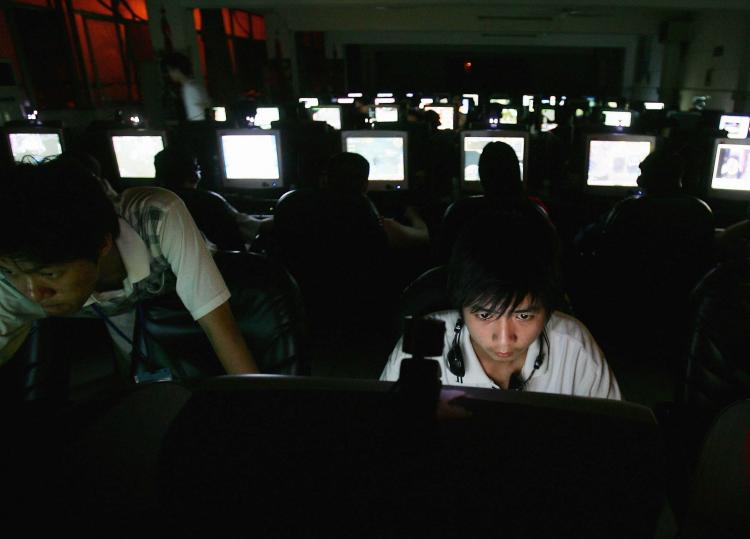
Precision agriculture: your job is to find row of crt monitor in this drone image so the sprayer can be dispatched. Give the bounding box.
[4,127,750,199]
[254,102,750,136]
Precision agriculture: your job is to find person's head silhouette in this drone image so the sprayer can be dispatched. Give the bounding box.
[478,141,523,198]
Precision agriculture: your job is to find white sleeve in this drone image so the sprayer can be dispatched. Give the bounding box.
[158,195,231,320]
[574,331,622,400]
[380,337,409,381]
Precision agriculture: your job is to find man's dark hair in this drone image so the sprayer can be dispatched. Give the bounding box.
[326,152,369,195]
[636,147,685,195]
[163,51,193,78]
[154,147,198,190]
[478,141,523,198]
[0,159,120,265]
[447,208,561,317]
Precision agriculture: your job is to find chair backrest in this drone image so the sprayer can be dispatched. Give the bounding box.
[592,194,716,352]
[436,196,556,264]
[682,260,750,430]
[138,252,309,378]
[600,194,715,292]
[679,399,750,539]
[399,266,450,324]
[174,188,247,251]
[273,189,392,333]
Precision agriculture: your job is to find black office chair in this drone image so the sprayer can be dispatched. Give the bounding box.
[678,399,750,539]
[436,196,556,264]
[681,259,750,436]
[173,188,248,251]
[273,188,396,343]
[137,251,310,379]
[583,193,715,358]
[0,317,116,404]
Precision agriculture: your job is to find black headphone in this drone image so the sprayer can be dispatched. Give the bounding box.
[446,317,547,390]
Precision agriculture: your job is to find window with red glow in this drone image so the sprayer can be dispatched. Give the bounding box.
[251,15,266,41]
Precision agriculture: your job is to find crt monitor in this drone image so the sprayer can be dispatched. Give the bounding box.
[500,108,518,125]
[603,110,632,128]
[298,97,318,109]
[109,130,166,181]
[310,106,342,130]
[374,106,399,123]
[585,134,655,191]
[541,108,556,123]
[341,130,408,191]
[254,107,280,130]
[460,130,529,191]
[718,115,750,140]
[424,105,455,130]
[217,129,283,189]
[6,128,64,164]
[708,138,750,199]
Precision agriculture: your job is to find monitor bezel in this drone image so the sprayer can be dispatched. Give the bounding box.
[340,130,409,191]
[459,130,530,193]
[4,126,65,165]
[583,133,656,195]
[309,105,343,130]
[216,128,284,190]
[707,137,750,200]
[107,128,167,183]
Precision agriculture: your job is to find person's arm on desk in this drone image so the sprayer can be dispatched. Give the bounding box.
[198,300,259,374]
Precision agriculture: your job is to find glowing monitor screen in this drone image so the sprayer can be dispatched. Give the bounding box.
[462,136,526,182]
[490,98,511,106]
[375,106,399,123]
[9,132,62,164]
[459,99,470,115]
[719,115,750,139]
[522,95,534,108]
[541,108,556,122]
[500,108,518,125]
[603,111,632,127]
[299,97,318,109]
[254,107,280,129]
[424,106,454,130]
[586,138,653,187]
[644,102,665,110]
[463,94,479,107]
[311,107,342,130]
[212,107,227,122]
[711,141,750,191]
[221,134,280,181]
[419,98,434,109]
[344,137,405,181]
[111,135,164,178]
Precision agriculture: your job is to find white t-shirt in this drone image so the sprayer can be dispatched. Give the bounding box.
[0,187,229,364]
[380,310,621,400]
[181,79,209,121]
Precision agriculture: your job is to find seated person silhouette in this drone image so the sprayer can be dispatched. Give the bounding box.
[325,152,429,249]
[0,158,258,378]
[154,148,272,251]
[437,142,553,262]
[381,209,621,398]
[634,147,684,196]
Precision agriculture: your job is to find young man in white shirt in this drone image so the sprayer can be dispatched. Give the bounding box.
[381,207,621,399]
[0,159,258,384]
[163,52,210,122]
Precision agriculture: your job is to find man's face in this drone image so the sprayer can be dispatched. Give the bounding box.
[462,295,547,366]
[0,257,101,316]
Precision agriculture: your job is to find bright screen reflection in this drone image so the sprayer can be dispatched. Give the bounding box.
[463,136,525,182]
[711,143,750,191]
[311,107,342,130]
[424,106,454,130]
[345,137,405,181]
[719,115,750,139]
[9,133,62,164]
[254,107,280,129]
[221,135,280,180]
[587,140,652,187]
[112,136,164,178]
